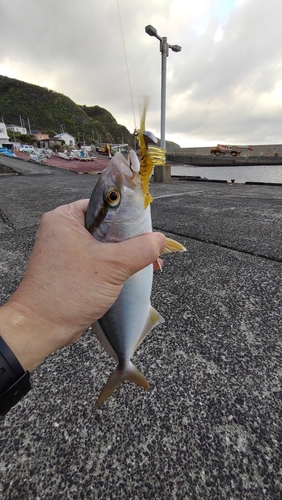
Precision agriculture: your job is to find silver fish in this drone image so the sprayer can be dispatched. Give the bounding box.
[86,117,185,407]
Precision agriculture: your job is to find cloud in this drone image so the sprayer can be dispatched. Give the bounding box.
[1,0,282,146]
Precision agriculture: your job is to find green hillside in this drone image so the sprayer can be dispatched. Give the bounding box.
[81,105,132,144]
[0,75,132,144]
[0,75,180,149]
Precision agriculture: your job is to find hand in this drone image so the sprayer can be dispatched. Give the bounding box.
[0,199,166,372]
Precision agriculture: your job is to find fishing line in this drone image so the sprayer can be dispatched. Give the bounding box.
[116,0,136,131]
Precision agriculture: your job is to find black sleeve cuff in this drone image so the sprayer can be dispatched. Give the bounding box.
[0,336,31,416]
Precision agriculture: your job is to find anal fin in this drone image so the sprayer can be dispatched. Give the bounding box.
[92,321,118,361]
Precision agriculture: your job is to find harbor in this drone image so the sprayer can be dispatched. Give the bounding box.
[2,150,282,185]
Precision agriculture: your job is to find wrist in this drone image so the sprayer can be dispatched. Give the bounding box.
[0,302,51,372]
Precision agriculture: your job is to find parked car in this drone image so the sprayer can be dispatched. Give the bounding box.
[19,144,35,153]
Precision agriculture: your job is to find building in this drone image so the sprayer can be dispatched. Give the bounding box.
[6,124,27,135]
[33,132,49,141]
[53,132,75,147]
[32,132,50,149]
[0,121,10,147]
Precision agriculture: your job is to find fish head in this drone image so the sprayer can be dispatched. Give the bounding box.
[86,151,152,242]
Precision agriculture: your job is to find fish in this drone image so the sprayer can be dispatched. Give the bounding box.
[85,107,186,407]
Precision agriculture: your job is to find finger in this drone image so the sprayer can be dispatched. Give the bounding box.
[57,199,90,225]
[153,258,163,271]
[70,199,90,215]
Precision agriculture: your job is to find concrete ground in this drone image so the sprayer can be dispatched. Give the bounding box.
[0,158,281,499]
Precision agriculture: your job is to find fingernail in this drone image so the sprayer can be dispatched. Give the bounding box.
[155,232,166,251]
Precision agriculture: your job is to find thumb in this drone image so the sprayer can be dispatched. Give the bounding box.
[115,232,166,277]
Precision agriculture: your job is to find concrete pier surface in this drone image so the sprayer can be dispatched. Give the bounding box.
[0,159,281,499]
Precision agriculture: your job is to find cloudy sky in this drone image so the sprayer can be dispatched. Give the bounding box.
[1,0,282,147]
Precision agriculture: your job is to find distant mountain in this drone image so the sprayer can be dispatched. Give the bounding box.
[0,74,180,149]
[0,75,132,144]
[80,105,132,145]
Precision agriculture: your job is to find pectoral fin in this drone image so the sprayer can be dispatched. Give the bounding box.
[161,237,186,254]
[97,362,149,408]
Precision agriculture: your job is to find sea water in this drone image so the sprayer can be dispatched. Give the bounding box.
[171,164,282,184]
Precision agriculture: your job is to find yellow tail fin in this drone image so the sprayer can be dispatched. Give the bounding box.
[97,363,150,407]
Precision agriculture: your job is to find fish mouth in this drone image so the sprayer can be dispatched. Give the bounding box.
[115,151,140,177]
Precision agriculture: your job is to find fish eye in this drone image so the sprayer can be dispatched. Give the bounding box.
[104,187,121,207]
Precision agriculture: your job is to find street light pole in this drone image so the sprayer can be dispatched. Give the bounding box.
[145,25,181,181]
[160,36,168,150]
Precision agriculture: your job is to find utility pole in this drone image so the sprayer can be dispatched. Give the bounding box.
[27,118,31,134]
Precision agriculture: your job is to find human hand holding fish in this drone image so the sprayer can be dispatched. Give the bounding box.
[0,199,167,380]
[0,108,186,413]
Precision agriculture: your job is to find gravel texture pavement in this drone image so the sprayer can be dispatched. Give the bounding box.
[0,159,281,499]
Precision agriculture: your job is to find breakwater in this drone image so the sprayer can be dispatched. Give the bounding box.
[167,153,282,166]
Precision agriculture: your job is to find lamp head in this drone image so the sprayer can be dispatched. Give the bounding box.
[170,44,182,53]
[145,25,158,37]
